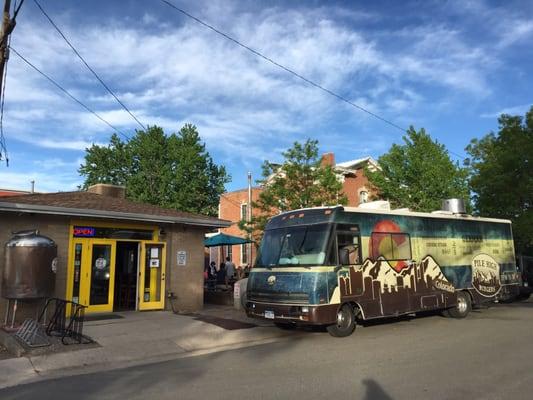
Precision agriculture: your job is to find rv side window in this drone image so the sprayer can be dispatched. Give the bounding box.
[370,232,412,261]
[336,224,361,265]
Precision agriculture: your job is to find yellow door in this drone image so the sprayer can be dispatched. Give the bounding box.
[138,241,166,310]
[80,240,117,313]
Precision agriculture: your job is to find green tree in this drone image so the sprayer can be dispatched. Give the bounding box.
[79,124,230,216]
[241,139,347,241]
[466,107,533,255]
[366,127,470,212]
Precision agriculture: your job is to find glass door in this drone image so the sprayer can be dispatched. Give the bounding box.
[138,241,166,310]
[80,240,117,313]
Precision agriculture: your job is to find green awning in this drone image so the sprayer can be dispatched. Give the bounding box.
[204,233,253,247]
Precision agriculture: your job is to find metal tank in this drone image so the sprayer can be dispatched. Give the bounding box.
[2,230,57,299]
[441,198,467,214]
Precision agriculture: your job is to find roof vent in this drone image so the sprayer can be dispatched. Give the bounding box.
[441,198,466,214]
[87,184,126,199]
[358,200,391,211]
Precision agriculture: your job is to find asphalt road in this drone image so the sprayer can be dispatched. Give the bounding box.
[2,299,533,400]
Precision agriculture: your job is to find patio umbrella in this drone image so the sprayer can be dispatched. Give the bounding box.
[204,232,253,247]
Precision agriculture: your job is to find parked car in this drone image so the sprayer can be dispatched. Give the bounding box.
[516,255,533,300]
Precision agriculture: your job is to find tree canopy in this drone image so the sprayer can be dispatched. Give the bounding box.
[365,127,470,212]
[466,106,533,255]
[241,139,347,241]
[79,124,230,216]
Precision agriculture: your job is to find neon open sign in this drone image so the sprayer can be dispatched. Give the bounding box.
[73,226,96,237]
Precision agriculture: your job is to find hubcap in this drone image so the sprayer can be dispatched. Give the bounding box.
[336,308,351,329]
[457,296,468,313]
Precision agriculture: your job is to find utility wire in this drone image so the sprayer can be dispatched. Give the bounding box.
[33,0,146,131]
[10,46,129,140]
[0,0,24,47]
[160,0,465,161]
[0,34,11,166]
[160,0,405,132]
[0,0,26,165]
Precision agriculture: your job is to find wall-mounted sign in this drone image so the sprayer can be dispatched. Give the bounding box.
[73,226,96,237]
[150,259,160,268]
[177,251,187,266]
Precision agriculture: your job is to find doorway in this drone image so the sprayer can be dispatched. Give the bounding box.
[114,242,139,311]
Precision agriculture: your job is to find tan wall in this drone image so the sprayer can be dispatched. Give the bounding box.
[166,224,210,312]
[0,212,211,322]
[0,213,70,323]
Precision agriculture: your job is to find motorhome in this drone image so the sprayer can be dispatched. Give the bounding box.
[245,201,520,336]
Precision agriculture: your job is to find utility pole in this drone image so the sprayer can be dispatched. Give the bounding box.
[0,0,13,98]
[247,171,252,266]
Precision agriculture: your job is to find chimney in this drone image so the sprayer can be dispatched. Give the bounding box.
[87,184,126,199]
[320,152,335,167]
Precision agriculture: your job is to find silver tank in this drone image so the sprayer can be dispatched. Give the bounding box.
[441,198,467,214]
[2,230,57,299]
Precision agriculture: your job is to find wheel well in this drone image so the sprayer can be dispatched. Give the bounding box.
[462,289,474,305]
[344,301,363,319]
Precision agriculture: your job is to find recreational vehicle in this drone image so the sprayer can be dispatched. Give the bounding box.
[245,201,520,336]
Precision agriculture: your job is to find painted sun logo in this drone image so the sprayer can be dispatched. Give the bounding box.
[267,275,276,285]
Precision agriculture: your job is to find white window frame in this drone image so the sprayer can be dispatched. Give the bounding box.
[359,190,369,204]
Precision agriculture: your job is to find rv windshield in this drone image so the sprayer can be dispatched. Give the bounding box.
[256,224,332,267]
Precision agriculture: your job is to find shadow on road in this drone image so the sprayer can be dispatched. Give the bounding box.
[362,379,394,400]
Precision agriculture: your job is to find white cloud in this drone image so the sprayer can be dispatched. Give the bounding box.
[1,0,528,191]
[0,170,81,192]
[480,104,532,118]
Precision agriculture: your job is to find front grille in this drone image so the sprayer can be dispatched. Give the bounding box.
[248,291,309,303]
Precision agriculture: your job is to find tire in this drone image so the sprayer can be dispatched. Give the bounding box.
[446,291,472,318]
[327,304,356,337]
[517,292,531,301]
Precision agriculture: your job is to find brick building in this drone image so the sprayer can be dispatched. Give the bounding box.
[210,187,262,269]
[0,184,229,322]
[217,153,378,268]
[0,188,32,197]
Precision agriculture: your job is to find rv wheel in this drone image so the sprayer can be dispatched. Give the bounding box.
[446,291,472,318]
[327,304,356,337]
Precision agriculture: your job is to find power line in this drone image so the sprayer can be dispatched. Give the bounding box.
[33,0,146,131]
[160,0,406,132]
[0,32,12,166]
[0,0,26,166]
[160,0,466,161]
[10,46,129,140]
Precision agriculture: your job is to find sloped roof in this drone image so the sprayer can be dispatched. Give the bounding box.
[0,191,230,228]
[335,156,379,169]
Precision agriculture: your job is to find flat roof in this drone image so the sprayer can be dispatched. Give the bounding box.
[275,205,512,224]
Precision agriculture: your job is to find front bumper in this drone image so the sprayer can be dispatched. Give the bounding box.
[496,283,520,301]
[245,301,337,325]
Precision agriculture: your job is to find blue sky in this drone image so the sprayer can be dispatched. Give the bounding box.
[0,0,531,193]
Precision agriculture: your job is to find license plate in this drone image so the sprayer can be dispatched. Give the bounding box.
[264,310,274,319]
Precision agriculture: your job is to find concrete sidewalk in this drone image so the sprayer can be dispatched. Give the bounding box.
[0,306,300,389]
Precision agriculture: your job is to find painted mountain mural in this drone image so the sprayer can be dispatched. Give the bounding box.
[339,256,456,318]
